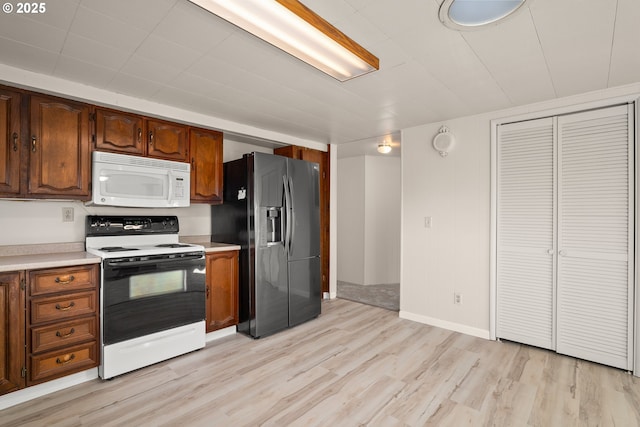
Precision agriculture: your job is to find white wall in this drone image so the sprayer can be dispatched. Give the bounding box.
[400,82,640,339]
[364,156,401,285]
[337,155,401,286]
[337,156,365,285]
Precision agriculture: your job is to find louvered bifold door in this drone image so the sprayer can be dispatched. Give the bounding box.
[497,117,556,350]
[556,104,634,370]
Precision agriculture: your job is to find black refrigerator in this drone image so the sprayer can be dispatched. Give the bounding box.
[211,152,321,338]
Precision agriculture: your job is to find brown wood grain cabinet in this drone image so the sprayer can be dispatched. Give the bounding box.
[206,250,239,332]
[190,127,223,204]
[274,145,330,295]
[146,119,189,162]
[28,95,91,199]
[94,107,145,155]
[0,271,26,396]
[0,87,22,196]
[26,264,99,386]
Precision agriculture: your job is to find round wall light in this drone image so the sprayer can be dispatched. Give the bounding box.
[439,0,528,31]
[433,126,455,157]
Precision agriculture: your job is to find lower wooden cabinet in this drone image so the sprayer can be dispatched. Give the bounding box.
[27,264,100,386]
[0,263,100,395]
[0,271,25,395]
[205,250,239,332]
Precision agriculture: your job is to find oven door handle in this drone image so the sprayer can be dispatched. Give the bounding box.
[106,254,204,268]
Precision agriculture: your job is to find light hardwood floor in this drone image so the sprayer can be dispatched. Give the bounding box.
[2,299,640,426]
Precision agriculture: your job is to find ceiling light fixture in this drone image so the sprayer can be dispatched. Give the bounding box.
[439,0,527,31]
[377,142,392,154]
[188,0,379,81]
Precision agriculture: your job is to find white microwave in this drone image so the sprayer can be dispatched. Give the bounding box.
[91,151,190,208]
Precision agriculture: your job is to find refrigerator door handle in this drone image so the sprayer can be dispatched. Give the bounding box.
[283,175,292,256]
[288,176,295,255]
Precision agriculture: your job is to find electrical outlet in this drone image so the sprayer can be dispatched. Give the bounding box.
[62,207,74,222]
[454,292,462,305]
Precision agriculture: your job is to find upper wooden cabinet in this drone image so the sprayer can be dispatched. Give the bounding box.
[29,95,91,199]
[0,87,21,195]
[146,119,188,162]
[0,271,26,396]
[94,108,145,156]
[190,127,223,204]
[94,110,189,162]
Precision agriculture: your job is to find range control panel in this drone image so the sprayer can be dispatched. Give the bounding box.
[86,216,179,236]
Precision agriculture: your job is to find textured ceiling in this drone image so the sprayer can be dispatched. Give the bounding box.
[0,0,638,154]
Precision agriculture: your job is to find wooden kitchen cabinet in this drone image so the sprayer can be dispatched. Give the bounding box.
[275,145,330,295]
[0,271,26,396]
[26,264,99,386]
[0,87,22,196]
[146,119,189,162]
[94,107,145,155]
[29,95,91,199]
[205,250,239,332]
[189,127,223,204]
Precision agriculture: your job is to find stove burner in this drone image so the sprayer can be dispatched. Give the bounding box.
[99,246,140,252]
[155,243,192,248]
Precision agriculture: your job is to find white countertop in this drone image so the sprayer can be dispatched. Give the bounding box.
[0,240,239,272]
[0,252,101,273]
[198,242,241,253]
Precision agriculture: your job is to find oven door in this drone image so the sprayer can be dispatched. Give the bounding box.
[102,252,205,345]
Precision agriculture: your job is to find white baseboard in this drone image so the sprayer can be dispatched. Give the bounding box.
[0,368,99,411]
[399,311,491,340]
[205,325,236,342]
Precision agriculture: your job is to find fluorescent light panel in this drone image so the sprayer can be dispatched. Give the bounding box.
[188,0,379,81]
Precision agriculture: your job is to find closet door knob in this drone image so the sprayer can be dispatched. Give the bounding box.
[559,250,567,256]
[547,249,554,255]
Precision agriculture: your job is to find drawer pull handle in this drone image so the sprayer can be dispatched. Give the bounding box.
[12,132,18,151]
[56,354,76,365]
[56,328,75,338]
[55,302,75,311]
[55,275,75,285]
[32,135,36,152]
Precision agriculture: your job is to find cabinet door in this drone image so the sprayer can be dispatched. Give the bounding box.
[206,251,239,332]
[0,271,25,395]
[146,119,188,161]
[496,117,556,350]
[0,87,21,195]
[556,105,634,370]
[189,128,223,203]
[95,108,145,155]
[29,95,90,199]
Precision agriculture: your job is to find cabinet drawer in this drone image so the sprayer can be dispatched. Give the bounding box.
[30,265,97,296]
[30,291,97,324]
[31,316,97,354]
[29,341,98,385]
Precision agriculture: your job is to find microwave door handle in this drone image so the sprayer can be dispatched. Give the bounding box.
[167,170,173,206]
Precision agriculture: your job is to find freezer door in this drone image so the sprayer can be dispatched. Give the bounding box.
[286,158,321,261]
[288,257,321,327]
[252,153,289,337]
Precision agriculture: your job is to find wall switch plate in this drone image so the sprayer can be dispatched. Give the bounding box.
[424,216,432,228]
[454,292,462,305]
[62,207,74,222]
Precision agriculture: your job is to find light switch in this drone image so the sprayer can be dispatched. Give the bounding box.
[424,216,432,228]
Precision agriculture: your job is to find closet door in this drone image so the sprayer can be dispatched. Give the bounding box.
[496,117,556,349]
[556,104,634,370]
